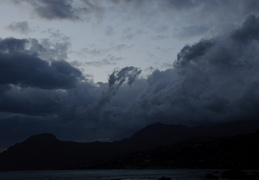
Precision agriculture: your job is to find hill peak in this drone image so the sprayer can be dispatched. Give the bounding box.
[24,133,58,144]
[131,122,188,139]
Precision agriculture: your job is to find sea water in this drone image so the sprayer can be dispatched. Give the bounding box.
[0,169,221,180]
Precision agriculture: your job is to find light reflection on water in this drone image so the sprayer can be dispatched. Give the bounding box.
[0,169,222,180]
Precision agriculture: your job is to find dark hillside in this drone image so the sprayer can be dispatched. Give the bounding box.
[1,121,259,170]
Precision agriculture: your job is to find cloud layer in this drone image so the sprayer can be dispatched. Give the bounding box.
[0,38,82,89]
[2,1,259,149]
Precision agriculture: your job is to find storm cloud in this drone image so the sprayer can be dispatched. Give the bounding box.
[0,37,86,148]
[138,14,259,124]
[8,0,259,43]
[0,37,83,120]
[75,14,259,137]
[25,0,80,20]
[0,38,82,89]
[2,1,259,150]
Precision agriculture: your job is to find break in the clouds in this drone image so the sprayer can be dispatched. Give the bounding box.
[2,0,259,149]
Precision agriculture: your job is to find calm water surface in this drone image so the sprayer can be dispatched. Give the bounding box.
[0,169,223,180]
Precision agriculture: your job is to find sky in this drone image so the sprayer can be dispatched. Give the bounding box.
[1,0,259,150]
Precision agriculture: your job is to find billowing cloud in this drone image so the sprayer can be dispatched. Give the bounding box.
[0,37,83,120]
[0,38,82,89]
[108,66,142,87]
[137,14,259,125]
[231,14,259,42]
[0,37,87,148]
[85,67,142,122]
[0,87,61,115]
[2,1,259,151]
[69,14,259,139]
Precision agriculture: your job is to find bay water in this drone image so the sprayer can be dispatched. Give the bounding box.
[0,169,221,180]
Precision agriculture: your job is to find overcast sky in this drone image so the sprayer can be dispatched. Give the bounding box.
[1,0,259,150]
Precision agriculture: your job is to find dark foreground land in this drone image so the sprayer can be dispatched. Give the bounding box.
[1,121,259,171]
[0,169,259,180]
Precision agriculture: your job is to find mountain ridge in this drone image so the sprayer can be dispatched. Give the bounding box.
[1,120,259,170]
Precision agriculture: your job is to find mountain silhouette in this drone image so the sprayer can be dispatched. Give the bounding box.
[1,120,259,170]
[107,131,259,169]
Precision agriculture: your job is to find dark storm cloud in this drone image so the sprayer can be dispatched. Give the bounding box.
[27,0,80,20]
[175,39,214,67]
[11,0,103,21]
[0,38,27,53]
[65,14,259,140]
[231,14,259,42]
[0,37,86,148]
[0,37,83,118]
[135,14,259,125]
[0,38,82,89]
[0,87,61,115]
[7,21,31,34]
[8,0,259,27]
[80,0,104,19]
[108,66,142,87]
[4,1,259,150]
[85,67,142,123]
